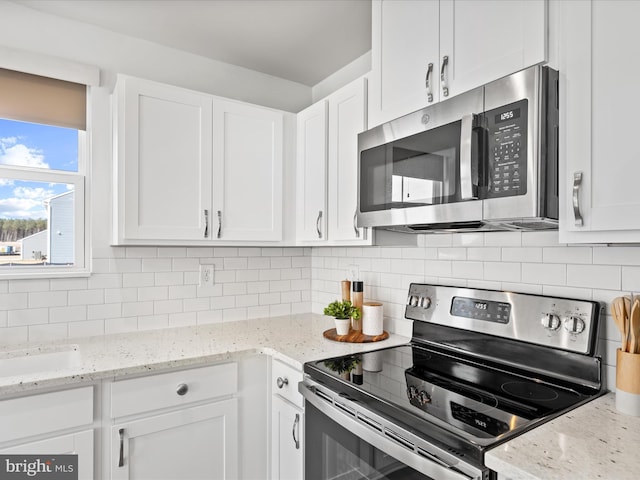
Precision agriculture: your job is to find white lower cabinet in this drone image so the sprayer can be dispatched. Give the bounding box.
[0,430,94,480]
[0,386,95,479]
[107,363,239,480]
[111,400,237,480]
[271,359,304,480]
[271,396,303,480]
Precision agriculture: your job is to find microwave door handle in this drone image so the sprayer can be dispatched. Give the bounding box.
[460,114,477,200]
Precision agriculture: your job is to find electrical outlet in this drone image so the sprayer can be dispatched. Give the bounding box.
[200,264,215,288]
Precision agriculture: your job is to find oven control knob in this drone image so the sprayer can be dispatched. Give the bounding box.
[564,316,586,334]
[420,297,432,309]
[407,385,418,400]
[418,390,431,406]
[541,313,561,331]
[408,295,419,307]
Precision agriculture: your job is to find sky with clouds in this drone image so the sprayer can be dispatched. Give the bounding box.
[0,119,77,220]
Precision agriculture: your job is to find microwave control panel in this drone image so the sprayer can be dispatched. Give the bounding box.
[485,99,528,198]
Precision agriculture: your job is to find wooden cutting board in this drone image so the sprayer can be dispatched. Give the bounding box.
[323,328,389,343]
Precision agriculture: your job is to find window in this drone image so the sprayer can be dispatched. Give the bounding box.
[0,67,88,277]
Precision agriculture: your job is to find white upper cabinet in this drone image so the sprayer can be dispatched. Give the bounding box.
[296,101,328,243]
[559,0,640,243]
[113,75,287,245]
[369,0,547,128]
[327,78,371,244]
[114,75,213,242]
[213,99,283,242]
[296,78,372,245]
[439,0,547,99]
[369,0,440,128]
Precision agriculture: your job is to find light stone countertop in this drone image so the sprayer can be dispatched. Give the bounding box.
[486,392,639,479]
[0,313,410,396]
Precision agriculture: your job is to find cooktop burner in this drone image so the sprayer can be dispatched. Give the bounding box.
[501,381,562,402]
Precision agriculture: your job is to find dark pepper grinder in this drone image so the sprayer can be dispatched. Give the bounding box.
[352,281,363,333]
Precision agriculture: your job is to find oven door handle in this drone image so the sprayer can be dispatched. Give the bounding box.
[300,381,481,480]
[460,114,478,200]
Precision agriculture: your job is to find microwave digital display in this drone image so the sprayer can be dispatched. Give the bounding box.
[495,108,521,124]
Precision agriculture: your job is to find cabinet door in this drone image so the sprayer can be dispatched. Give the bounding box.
[369,0,440,128]
[0,430,94,480]
[296,101,328,243]
[440,0,547,98]
[213,99,283,241]
[327,78,371,244]
[111,399,237,480]
[271,396,303,480]
[116,76,213,241]
[559,0,640,243]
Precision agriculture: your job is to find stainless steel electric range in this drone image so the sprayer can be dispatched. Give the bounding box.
[300,283,604,480]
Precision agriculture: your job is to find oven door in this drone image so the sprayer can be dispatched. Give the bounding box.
[302,381,485,480]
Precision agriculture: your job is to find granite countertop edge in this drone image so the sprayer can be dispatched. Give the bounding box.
[0,313,411,396]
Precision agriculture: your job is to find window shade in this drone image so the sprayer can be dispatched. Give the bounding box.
[0,68,86,130]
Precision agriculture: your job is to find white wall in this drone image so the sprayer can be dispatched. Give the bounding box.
[0,1,311,112]
[311,230,640,392]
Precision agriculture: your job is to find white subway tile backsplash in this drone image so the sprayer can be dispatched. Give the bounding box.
[68,320,104,338]
[168,285,197,300]
[259,293,281,305]
[0,326,27,344]
[9,279,50,293]
[467,247,501,262]
[259,269,281,281]
[50,278,88,291]
[138,286,169,302]
[502,247,543,263]
[171,257,200,271]
[88,273,123,290]
[451,232,485,247]
[138,314,169,330]
[437,248,466,261]
[521,263,566,286]
[105,317,138,334]
[621,267,640,292]
[29,323,68,342]
[0,311,6,327]
[543,247,592,264]
[169,312,197,327]
[567,265,621,290]
[142,258,172,272]
[157,247,187,258]
[541,285,592,300]
[50,306,87,324]
[68,289,105,306]
[223,283,248,296]
[0,293,28,310]
[483,262,520,282]
[122,273,155,288]
[183,297,210,312]
[109,259,142,273]
[451,261,484,280]
[122,301,154,317]
[484,232,522,246]
[8,308,48,327]
[593,246,640,266]
[521,230,560,246]
[197,310,223,325]
[424,260,452,277]
[154,272,184,286]
[224,257,248,270]
[126,247,158,258]
[154,299,183,315]
[88,303,123,320]
[27,291,67,309]
[105,288,138,304]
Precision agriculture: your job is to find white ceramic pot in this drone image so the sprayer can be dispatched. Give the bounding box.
[334,318,350,335]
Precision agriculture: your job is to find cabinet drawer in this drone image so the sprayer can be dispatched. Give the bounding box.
[0,386,93,443]
[110,363,237,418]
[272,359,303,408]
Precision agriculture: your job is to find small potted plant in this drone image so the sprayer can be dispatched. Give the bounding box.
[324,300,361,335]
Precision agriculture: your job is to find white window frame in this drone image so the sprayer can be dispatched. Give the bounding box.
[0,47,98,279]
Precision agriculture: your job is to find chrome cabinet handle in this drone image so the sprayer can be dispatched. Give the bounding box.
[573,171,584,227]
[118,428,125,467]
[441,55,449,97]
[176,383,189,396]
[292,413,300,450]
[204,209,209,238]
[316,210,323,239]
[276,376,288,389]
[425,62,434,103]
[217,210,222,238]
[353,211,360,238]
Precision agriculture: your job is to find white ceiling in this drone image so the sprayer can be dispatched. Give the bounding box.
[12,0,372,86]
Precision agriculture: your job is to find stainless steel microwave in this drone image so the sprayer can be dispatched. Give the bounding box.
[357,66,558,233]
